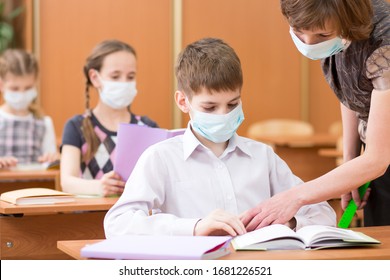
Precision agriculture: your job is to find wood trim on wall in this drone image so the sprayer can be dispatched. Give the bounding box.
[172,0,183,129]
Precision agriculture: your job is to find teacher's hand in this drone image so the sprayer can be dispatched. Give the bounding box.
[240,190,302,231]
[341,188,371,210]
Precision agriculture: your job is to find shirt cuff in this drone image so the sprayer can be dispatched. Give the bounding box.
[172,218,200,236]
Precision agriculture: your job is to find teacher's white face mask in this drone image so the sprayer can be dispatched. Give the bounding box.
[289,28,350,60]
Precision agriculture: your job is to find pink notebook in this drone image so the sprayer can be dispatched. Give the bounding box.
[80,235,231,260]
[114,124,185,181]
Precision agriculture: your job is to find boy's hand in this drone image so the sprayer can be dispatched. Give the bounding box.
[0,156,18,169]
[194,209,247,236]
[99,171,126,197]
[38,152,60,163]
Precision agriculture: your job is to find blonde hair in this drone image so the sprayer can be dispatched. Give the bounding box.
[175,37,243,99]
[280,0,373,41]
[0,49,43,118]
[82,40,136,162]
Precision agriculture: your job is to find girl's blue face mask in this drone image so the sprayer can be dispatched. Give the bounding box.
[188,100,245,143]
[289,28,350,60]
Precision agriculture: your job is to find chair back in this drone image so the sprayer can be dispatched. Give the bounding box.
[329,121,343,137]
[247,119,314,140]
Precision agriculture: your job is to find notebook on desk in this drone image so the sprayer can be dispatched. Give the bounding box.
[10,160,60,171]
[0,188,75,205]
[80,235,231,260]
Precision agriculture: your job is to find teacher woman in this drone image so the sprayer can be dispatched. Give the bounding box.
[242,0,390,228]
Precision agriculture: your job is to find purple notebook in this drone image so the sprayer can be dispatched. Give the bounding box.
[114,123,185,181]
[80,235,231,260]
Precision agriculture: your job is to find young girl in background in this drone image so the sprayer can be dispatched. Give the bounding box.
[61,40,158,197]
[0,49,58,169]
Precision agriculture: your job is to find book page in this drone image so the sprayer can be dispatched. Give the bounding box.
[233,224,302,249]
[16,196,75,205]
[296,225,368,246]
[0,188,74,205]
[10,163,50,171]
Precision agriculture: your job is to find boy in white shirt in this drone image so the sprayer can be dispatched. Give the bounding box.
[104,38,336,237]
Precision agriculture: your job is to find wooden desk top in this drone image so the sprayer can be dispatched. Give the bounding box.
[0,197,118,215]
[255,133,338,147]
[57,226,390,260]
[0,169,60,181]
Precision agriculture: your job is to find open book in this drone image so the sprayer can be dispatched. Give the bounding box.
[232,224,380,250]
[0,188,75,205]
[114,123,185,181]
[80,235,231,260]
[10,160,60,171]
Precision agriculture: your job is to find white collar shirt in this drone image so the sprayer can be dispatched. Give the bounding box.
[104,124,336,237]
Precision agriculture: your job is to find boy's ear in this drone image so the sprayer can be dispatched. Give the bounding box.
[88,69,101,89]
[175,90,190,113]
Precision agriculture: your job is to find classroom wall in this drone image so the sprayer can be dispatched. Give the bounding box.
[34,0,340,138]
[181,0,303,134]
[38,0,173,136]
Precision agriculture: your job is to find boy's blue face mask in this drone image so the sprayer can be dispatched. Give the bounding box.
[289,28,350,60]
[188,101,245,143]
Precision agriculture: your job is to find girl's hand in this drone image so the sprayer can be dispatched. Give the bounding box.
[194,209,246,236]
[99,170,126,197]
[0,156,18,169]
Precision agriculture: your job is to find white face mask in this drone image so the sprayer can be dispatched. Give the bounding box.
[289,28,351,60]
[4,88,37,110]
[97,74,138,109]
[188,100,245,143]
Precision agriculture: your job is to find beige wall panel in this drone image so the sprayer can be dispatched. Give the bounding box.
[39,0,172,138]
[181,0,302,135]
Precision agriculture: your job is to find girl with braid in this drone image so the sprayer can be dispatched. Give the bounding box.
[61,40,158,197]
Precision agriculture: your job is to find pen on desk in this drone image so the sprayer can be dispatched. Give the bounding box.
[338,181,371,228]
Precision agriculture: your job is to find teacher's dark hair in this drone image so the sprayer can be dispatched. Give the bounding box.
[280,0,373,41]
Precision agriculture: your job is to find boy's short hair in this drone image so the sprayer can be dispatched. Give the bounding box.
[175,37,243,99]
[280,0,373,41]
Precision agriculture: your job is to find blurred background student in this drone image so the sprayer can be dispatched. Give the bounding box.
[61,40,158,197]
[0,49,58,169]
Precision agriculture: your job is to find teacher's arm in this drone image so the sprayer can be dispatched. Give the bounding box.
[340,104,369,210]
[241,88,390,231]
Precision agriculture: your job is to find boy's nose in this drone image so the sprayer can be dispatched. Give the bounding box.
[216,107,231,115]
[299,34,319,45]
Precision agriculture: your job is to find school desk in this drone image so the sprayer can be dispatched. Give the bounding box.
[0,169,61,193]
[56,226,390,260]
[0,197,118,260]
[253,133,338,181]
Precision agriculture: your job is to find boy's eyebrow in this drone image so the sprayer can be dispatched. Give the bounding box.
[229,96,241,102]
[200,95,241,105]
